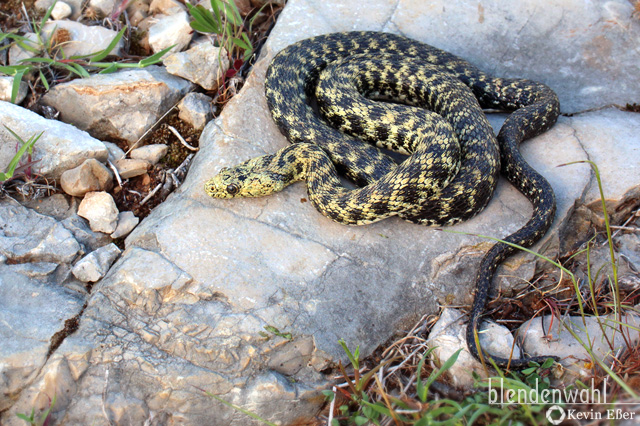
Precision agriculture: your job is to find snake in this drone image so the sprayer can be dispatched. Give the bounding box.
[204,31,560,369]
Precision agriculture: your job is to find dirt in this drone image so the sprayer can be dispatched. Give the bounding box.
[0,0,37,31]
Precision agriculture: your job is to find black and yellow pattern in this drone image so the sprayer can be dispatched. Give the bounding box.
[205,31,560,369]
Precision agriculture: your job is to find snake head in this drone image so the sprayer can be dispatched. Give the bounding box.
[204,158,289,199]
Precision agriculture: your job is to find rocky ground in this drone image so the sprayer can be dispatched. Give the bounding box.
[1,0,640,425]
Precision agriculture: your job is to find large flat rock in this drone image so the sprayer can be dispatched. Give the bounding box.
[4,0,639,424]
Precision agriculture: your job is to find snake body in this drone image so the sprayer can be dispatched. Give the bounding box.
[205,31,560,369]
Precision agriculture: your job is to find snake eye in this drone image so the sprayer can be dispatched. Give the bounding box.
[226,183,239,195]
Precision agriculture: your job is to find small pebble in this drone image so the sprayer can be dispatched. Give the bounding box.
[0,76,28,104]
[51,1,73,19]
[78,191,119,234]
[178,92,214,130]
[60,158,113,197]
[103,141,126,162]
[111,211,140,239]
[72,243,121,282]
[114,158,150,179]
[130,144,168,165]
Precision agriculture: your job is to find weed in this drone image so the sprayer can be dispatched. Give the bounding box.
[186,0,265,62]
[16,394,56,426]
[0,126,43,183]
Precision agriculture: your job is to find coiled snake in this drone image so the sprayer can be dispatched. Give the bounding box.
[205,31,560,369]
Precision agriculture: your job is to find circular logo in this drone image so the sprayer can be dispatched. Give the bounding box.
[546,405,566,425]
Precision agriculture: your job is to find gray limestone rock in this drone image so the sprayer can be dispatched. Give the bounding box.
[77,192,119,234]
[110,211,139,239]
[4,0,640,423]
[519,314,640,380]
[113,158,149,178]
[0,263,85,412]
[178,92,214,130]
[8,33,39,65]
[164,43,229,90]
[40,20,124,59]
[0,76,28,104]
[427,308,520,388]
[35,0,84,19]
[126,0,149,26]
[103,141,126,162]
[148,11,193,54]
[72,243,122,282]
[149,0,185,15]
[50,1,73,20]
[60,158,114,197]
[60,214,113,254]
[0,101,108,179]
[129,144,168,165]
[40,66,193,145]
[88,0,116,16]
[0,200,80,264]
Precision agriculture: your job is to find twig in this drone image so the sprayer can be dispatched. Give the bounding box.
[140,182,162,206]
[168,125,198,151]
[610,225,640,233]
[326,386,337,426]
[107,159,123,187]
[126,101,180,154]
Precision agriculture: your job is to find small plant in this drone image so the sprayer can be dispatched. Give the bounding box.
[186,0,256,62]
[0,0,173,103]
[0,126,43,183]
[16,394,56,426]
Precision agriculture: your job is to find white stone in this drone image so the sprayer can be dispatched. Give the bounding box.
[50,1,73,19]
[60,158,113,197]
[0,101,108,179]
[103,141,126,162]
[77,192,119,234]
[148,11,193,54]
[40,67,192,145]
[41,20,124,59]
[35,0,83,19]
[0,76,28,104]
[114,158,149,179]
[164,43,229,90]
[0,201,80,264]
[427,308,520,388]
[178,92,214,130]
[88,0,116,16]
[0,262,85,412]
[130,144,168,165]
[111,211,139,239]
[126,0,149,26]
[8,33,39,65]
[72,243,121,282]
[519,314,640,380]
[149,0,185,14]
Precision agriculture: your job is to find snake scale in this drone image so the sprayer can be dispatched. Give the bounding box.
[205,31,560,369]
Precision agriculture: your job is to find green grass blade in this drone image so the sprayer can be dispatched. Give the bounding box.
[0,128,43,182]
[39,69,50,90]
[423,348,462,396]
[98,63,119,74]
[210,0,223,27]
[0,64,30,75]
[39,0,58,31]
[139,45,174,66]
[222,0,242,26]
[67,61,91,77]
[78,26,126,62]
[9,69,26,103]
